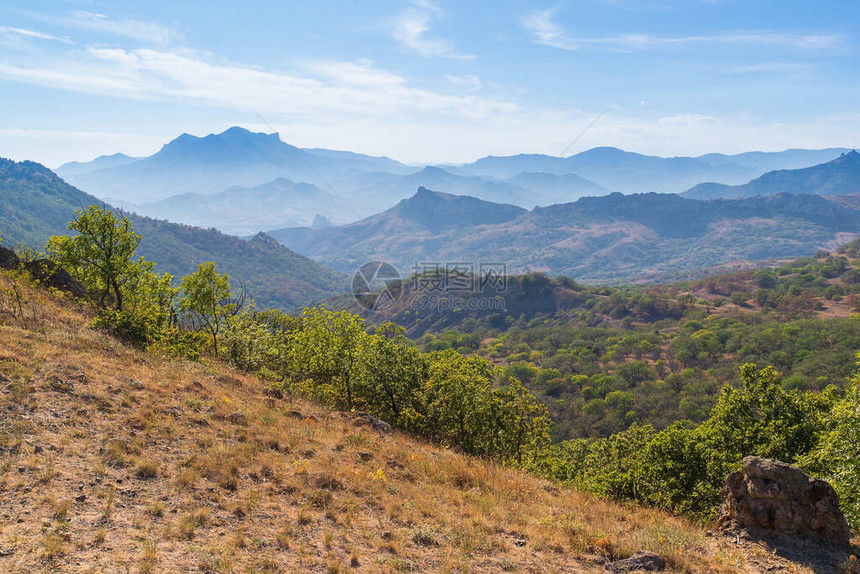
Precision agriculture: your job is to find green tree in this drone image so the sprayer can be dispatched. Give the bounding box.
[179,262,236,355]
[46,205,140,311]
[287,306,367,408]
[495,378,552,464]
[420,350,497,454]
[804,356,860,531]
[696,363,833,500]
[360,323,427,425]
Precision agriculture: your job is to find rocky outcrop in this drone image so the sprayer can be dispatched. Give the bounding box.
[0,245,86,298]
[717,456,851,547]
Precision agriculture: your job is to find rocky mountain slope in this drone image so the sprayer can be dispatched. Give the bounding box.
[270,187,860,282]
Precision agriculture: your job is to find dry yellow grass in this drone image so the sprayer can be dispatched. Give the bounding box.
[0,274,826,572]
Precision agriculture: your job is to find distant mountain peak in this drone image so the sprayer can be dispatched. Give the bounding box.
[390,187,525,232]
[418,166,452,175]
[249,231,282,248]
[214,125,281,141]
[164,126,281,149]
[312,214,332,229]
[413,185,443,198]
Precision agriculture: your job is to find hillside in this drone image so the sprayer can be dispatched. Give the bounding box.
[269,187,527,266]
[0,269,839,573]
[326,240,860,442]
[271,187,860,282]
[0,158,346,310]
[684,151,860,199]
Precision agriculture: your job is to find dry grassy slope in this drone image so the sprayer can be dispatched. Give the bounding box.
[0,277,820,573]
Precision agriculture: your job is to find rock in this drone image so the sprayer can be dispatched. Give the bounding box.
[357,451,373,462]
[24,259,87,298]
[0,245,87,299]
[717,456,851,547]
[354,412,393,434]
[605,550,665,572]
[0,245,17,270]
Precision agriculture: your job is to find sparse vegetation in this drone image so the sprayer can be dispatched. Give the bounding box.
[0,268,817,572]
[2,209,860,571]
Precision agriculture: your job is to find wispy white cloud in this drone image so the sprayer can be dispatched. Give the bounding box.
[0,47,515,123]
[392,1,473,59]
[0,26,71,43]
[308,59,405,87]
[729,62,810,74]
[69,11,180,45]
[658,114,719,126]
[523,9,845,52]
[446,74,482,91]
[17,9,181,46]
[522,9,580,51]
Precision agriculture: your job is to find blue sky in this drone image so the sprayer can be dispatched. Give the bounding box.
[0,0,857,167]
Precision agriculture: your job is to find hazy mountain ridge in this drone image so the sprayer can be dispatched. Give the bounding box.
[57,127,418,204]
[270,187,860,282]
[684,150,860,199]
[55,127,851,235]
[55,152,140,177]
[123,177,356,236]
[0,158,345,309]
[456,146,850,193]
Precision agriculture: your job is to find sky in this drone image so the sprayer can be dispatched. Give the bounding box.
[0,0,857,168]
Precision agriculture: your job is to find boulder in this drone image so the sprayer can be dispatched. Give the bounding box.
[354,412,393,434]
[717,456,851,546]
[0,244,87,298]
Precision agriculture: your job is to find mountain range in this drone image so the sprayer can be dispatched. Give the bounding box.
[56,126,416,205]
[56,127,852,235]
[683,151,860,199]
[0,158,345,309]
[452,146,852,192]
[269,187,860,283]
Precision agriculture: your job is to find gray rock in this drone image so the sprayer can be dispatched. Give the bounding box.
[354,412,393,434]
[717,456,851,547]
